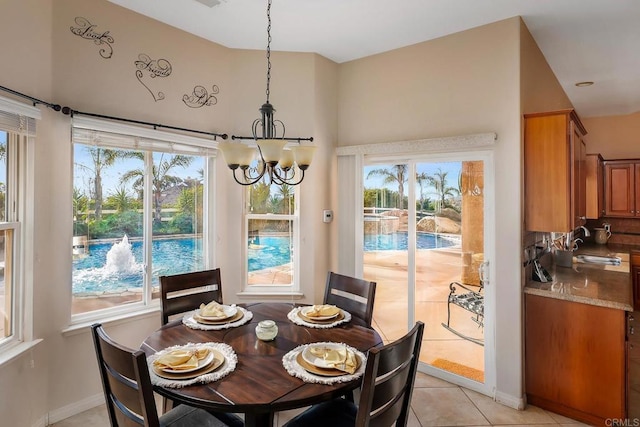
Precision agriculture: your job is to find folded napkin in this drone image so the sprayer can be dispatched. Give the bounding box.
[305,304,340,318]
[308,346,357,374]
[199,300,225,318]
[153,348,210,371]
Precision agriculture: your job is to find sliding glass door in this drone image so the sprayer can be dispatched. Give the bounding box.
[362,154,491,387]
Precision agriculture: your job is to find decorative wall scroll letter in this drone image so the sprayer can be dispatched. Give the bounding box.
[182,85,220,108]
[70,17,114,59]
[134,54,172,102]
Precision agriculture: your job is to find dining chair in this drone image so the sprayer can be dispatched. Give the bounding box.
[283,321,425,427]
[90,323,243,427]
[159,268,224,325]
[324,272,376,328]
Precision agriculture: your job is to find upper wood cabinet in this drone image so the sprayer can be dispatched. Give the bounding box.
[524,109,587,232]
[585,153,604,219]
[604,160,640,217]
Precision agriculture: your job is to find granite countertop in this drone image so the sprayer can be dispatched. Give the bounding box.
[524,242,636,312]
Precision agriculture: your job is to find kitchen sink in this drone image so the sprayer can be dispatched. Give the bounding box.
[574,254,622,265]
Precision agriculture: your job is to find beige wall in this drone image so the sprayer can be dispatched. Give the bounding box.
[583,112,640,159]
[338,20,521,145]
[0,0,334,424]
[519,20,572,115]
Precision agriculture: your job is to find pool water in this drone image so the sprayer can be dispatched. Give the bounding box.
[364,232,459,251]
[72,233,458,294]
[72,236,294,294]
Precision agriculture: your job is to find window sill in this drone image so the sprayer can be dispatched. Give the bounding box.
[0,338,44,367]
[237,291,304,299]
[62,306,160,337]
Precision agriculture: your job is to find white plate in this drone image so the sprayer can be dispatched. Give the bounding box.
[198,305,237,320]
[161,349,215,373]
[302,343,348,369]
[300,306,340,321]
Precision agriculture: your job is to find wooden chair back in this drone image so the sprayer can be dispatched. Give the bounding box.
[323,271,376,327]
[159,268,223,325]
[357,321,424,427]
[91,323,160,427]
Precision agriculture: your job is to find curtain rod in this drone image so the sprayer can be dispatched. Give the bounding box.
[0,84,228,140]
[0,84,62,112]
[61,107,227,140]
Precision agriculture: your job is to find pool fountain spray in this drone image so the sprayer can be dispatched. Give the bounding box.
[105,235,139,274]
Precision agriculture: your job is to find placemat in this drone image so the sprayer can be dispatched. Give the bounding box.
[183,307,253,330]
[287,307,351,328]
[282,342,366,385]
[147,342,237,388]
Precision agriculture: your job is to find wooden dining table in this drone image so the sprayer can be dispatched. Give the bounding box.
[140,302,383,427]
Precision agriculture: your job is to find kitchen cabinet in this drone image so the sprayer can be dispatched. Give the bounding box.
[525,294,627,424]
[585,153,604,219]
[629,310,640,421]
[633,251,640,310]
[524,109,587,232]
[604,160,640,217]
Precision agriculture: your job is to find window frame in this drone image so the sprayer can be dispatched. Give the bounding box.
[0,95,40,359]
[239,186,301,296]
[69,117,218,325]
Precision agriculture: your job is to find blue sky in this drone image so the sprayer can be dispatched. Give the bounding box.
[73,145,205,197]
[364,162,461,199]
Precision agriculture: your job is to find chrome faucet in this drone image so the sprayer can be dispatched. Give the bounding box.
[579,226,590,237]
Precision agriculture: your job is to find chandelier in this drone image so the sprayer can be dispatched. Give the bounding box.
[219,0,315,186]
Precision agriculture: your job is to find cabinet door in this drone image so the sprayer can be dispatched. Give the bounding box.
[636,164,640,216]
[634,267,640,311]
[524,113,572,231]
[633,254,640,310]
[585,154,604,219]
[525,294,626,423]
[605,162,635,217]
[572,125,586,226]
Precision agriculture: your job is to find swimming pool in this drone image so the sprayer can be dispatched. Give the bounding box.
[72,232,458,294]
[364,232,459,251]
[72,236,293,294]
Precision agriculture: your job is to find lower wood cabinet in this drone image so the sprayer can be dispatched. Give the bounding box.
[525,294,626,425]
[633,251,640,311]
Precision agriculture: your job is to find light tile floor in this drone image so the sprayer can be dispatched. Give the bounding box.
[51,372,587,427]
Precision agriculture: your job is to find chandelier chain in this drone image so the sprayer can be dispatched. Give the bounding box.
[265,0,272,103]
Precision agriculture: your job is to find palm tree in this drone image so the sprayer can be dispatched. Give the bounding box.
[426,168,460,210]
[106,186,133,213]
[416,172,430,211]
[76,147,119,220]
[249,181,271,214]
[276,184,293,214]
[120,153,194,224]
[367,165,408,209]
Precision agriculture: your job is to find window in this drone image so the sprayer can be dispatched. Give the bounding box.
[243,181,299,295]
[71,117,216,320]
[0,95,39,354]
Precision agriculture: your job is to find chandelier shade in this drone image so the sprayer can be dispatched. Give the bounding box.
[221,0,315,186]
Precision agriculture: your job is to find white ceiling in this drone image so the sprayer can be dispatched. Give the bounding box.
[108,0,640,118]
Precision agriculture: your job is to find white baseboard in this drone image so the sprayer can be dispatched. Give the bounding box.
[495,390,525,410]
[47,393,105,425]
[31,415,47,427]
